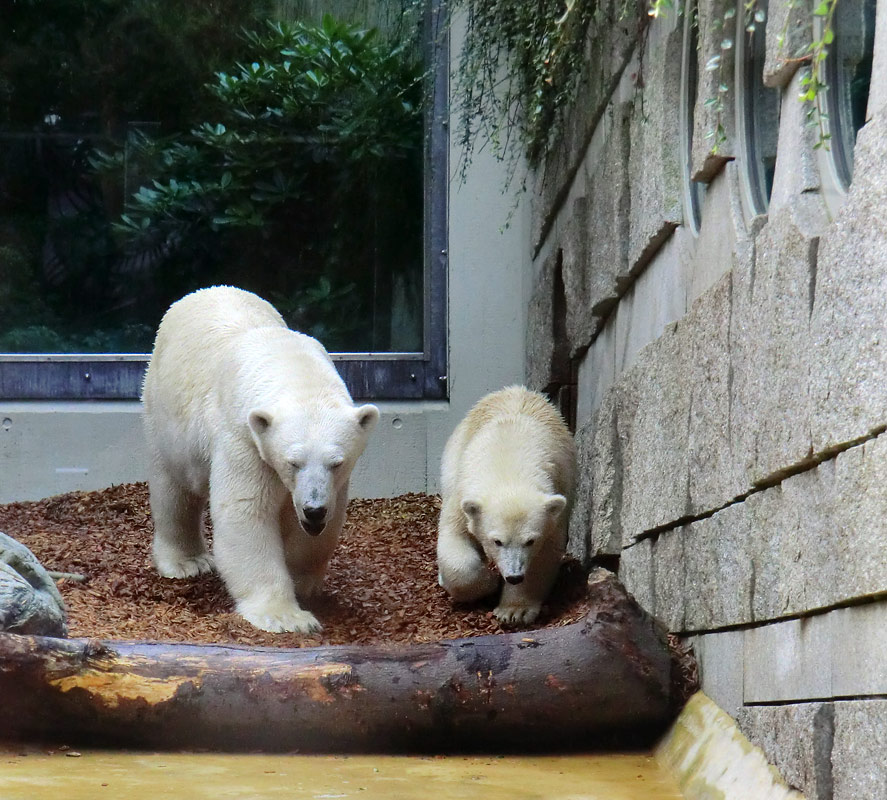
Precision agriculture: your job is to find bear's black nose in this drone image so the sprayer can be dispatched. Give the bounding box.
[303,505,327,523]
[505,575,524,585]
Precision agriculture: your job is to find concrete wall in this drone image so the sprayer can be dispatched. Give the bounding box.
[0,23,532,505]
[526,0,887,797]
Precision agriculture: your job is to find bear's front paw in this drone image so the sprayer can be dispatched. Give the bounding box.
[494,602,541,626]
[238,600,323,634]
[155,552,215,579]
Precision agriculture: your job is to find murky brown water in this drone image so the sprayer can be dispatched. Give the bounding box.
[0,750,684,799]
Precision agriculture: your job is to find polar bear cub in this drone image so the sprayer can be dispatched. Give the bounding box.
[141,286,379,634]
[437,386,577,625]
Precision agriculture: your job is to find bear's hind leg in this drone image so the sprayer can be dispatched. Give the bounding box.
[149,465,214,578]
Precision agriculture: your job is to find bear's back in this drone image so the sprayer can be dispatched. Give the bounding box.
[143,286,290,426]
[451,386,576,498]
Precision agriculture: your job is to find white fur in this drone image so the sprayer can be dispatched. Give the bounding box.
[141,286,379,633]
[437,386,577,625]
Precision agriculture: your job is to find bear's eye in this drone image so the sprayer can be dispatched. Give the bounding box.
[289,461,303,472]
[493,539,503,547]
[525,538,536,547]
[329,460,344,471]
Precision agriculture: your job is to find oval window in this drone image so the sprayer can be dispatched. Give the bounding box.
[736,0,780,216]
[681,0,705,235]
[823,0,876,189]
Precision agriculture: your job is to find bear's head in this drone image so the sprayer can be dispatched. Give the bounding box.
[247,402,380,535]
[460,491,567,585]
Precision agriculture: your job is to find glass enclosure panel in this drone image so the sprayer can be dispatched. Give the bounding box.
[0,0,426,355]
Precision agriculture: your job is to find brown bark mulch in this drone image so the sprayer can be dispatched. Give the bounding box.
[0,483,594,648]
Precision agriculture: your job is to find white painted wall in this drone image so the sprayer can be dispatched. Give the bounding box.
[0,26,532,505]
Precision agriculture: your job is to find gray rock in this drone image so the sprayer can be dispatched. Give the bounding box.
[737,702,834,800]
[687,273,741,515]
[525,248,570,392]
[570,391,626,562]
[588,391,625,556]
[683,503,754,630]
[690,0,737,181]
[567,419,593,563]
[562,104,632,356]
[575,313,617,426]
[730,207,818,487]
[619,321,691,541]
[762,0,812,88]
[648,432,887,631]
[743,616,834,703]
[628,22,683,269]
[651,528,686,631]
[810,116,887,454]
[865,1,887,120]
[531,0,640,251]
[618,537,653,613]
[829,435,887,604]
[832,700,887,800]
[692,630,745,718]
[765,71,828,220]
[0,531,67,637]
[749,463,838,621]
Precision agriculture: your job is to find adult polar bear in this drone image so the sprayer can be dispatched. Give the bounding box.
[437,386,576,625]
[142,286,379,633]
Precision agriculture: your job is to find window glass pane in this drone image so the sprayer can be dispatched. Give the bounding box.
[826,0,876,187]
[681,0,705,235]
[739,0,779,215]
[0,0,426,355]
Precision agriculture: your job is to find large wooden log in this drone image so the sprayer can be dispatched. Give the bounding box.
[0,572,678,752]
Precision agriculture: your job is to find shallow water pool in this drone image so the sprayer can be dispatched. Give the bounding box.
[0,749,684,800]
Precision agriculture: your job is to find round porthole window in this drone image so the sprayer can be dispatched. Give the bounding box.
[736,0,780,217]
[681,0,705,235]
[821,0,876,190]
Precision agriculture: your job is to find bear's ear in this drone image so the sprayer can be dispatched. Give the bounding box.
[247,409,273,437]
[543,494,567,519]
[355,403,380,432]
[461,499,482,520]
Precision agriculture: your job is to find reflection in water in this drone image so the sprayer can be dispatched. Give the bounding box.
[0,749,684,800]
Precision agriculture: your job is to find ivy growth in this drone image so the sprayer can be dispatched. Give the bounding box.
[797,0,839,148]
[448,0,601,170]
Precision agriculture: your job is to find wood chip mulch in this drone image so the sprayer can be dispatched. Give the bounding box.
[0,483,594,648]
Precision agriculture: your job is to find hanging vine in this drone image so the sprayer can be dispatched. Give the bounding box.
[448,0,840,175]
[448,0,600,171]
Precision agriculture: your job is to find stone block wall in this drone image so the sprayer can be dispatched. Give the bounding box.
[525,0,887,796]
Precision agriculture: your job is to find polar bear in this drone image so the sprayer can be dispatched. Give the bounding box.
[141,286,379,633]
[437,386,577,625]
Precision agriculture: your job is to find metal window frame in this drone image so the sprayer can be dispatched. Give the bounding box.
[0,2,448,403]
